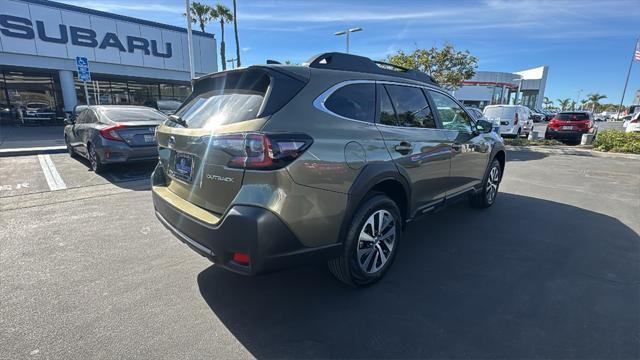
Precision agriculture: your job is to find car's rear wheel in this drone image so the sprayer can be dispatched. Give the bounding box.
[88,144,105,173]
[471,159,501,208]
[65,136,76,158]
[328,194,402,287]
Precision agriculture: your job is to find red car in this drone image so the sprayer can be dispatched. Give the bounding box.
[545,111,597,144]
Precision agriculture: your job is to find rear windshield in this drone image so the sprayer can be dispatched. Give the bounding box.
[172,67,306,129]
[101,107,167,122]
[157,101,181,111]
[483,106,514,118]
[556,113,589,121]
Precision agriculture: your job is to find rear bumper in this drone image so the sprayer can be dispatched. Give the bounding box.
[97,140,158,163]
[545,129,590,141]
[151,165,342,275]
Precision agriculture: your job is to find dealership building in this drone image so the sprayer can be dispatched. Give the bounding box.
[0,0,217,123]
[454,66,549,110]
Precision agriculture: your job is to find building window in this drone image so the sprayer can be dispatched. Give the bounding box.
[3,70,62,124]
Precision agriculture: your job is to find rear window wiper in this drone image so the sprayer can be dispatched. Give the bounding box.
[168,114,188,128]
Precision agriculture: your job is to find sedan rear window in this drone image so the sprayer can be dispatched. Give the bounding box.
[101,107,167,122]
[556,113,589,121]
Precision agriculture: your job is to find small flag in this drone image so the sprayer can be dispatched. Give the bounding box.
[635,40,640,61]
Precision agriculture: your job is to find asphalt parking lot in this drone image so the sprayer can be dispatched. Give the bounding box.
[1,150,639,359]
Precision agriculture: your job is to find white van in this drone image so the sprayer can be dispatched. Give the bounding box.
[483,105,534,138]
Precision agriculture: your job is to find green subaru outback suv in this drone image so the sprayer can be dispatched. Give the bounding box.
[152,52,505,286]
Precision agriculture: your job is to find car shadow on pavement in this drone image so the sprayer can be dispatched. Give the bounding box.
[73,156,155,190]
[197,193,639,359]
[506,150,548,162]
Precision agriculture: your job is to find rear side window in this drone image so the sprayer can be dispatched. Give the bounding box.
[325,83,375,122]
[556,112,589,121]
[378,86,397,126]
[84,110,99,124]
[384,85,436,128]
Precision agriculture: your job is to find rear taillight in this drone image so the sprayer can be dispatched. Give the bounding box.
[514,112,519,125]
[207,133,313,170]
[99,123,125,141]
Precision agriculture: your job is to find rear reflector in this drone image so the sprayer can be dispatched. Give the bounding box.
[233,252,250,265]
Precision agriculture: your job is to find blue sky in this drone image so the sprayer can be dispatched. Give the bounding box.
[63,0,640,106]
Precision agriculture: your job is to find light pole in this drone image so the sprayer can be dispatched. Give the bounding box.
[227,58,237,69]
[184,0,195,86]
[575,89,583,110]
[334,27,362,54]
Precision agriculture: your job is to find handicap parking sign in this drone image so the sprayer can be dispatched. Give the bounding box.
[76,57,91,82]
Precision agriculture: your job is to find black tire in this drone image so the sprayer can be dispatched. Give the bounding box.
[471,159,502,209]
[65,136,77,158]
[328,193,402,287]
[88,144,105,173]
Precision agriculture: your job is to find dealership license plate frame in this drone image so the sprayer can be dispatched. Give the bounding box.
[171,152,194,183]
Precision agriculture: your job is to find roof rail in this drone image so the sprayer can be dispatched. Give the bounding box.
[304,52,438,86]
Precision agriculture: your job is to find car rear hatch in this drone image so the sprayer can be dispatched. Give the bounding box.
[112,121,161,146]
[98,107,167,146]
[549,113,592,131]
[484,106,517,126]
[155,66,308,216]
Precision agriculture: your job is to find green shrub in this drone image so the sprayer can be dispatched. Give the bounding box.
[594,130,640,154]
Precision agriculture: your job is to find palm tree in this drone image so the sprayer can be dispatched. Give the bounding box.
[580,98,588,110]
[543,97,553,109]
[232,0,240,67]
[586,93,607,112]
[184,2,212,32]
[557,98,572,111]
[211,3,234,71]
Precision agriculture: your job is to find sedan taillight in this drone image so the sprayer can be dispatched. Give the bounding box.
[99,123,125,141]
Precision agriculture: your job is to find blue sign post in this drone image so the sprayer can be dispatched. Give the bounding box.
[76,57,91,104]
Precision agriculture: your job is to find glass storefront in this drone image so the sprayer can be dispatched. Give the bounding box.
[74,77,189,106]
[0,67,191,125]
[0,70,64,124]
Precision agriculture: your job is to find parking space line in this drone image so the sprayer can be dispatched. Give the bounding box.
[38,155,67,191]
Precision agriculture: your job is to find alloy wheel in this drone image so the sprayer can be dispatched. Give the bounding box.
[89,146,98,171]
[486,165,500,204]
[356,209,396,274]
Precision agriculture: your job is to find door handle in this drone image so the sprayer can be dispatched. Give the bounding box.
[394,142,413,155]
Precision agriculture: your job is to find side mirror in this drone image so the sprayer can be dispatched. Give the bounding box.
[476,120,494,133]
[64,117,74,125]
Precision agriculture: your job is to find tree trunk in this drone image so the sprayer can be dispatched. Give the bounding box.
[233,0,240,67]
[220,20,226,70]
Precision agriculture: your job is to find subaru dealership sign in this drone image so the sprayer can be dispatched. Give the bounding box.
[0,0,217,74]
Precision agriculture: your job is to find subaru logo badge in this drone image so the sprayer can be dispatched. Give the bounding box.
[168,136,176,148]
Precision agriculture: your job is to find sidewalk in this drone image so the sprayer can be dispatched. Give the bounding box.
[507,145,640,160]
[0,125,67,156]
